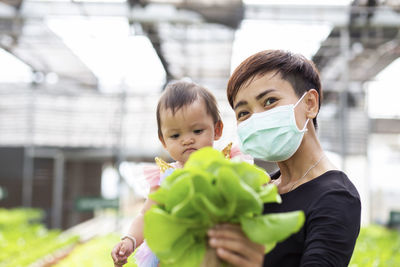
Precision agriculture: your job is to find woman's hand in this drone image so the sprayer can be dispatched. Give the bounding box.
[207,224,265,267]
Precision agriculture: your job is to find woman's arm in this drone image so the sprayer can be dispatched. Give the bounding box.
[300,191,361,266]
[207,224,265,267]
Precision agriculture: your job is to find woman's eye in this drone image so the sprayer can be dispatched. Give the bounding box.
[194,129,204,134]
[237,111,249,119]
[170,134,179,139]
[264,97,277,107]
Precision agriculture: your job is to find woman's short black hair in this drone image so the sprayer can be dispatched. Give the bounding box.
[227,50,322,129]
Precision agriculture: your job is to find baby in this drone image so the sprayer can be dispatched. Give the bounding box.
[111,80,225,266]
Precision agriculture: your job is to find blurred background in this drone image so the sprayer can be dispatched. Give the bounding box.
[0,0,400,266]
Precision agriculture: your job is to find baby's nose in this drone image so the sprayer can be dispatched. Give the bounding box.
[182,136,194,145]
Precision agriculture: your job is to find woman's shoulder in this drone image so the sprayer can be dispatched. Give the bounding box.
[312,170,359,197]
[279,170,360,210]
[305,170,361,211]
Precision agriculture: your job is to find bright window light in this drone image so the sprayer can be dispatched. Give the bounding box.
[72,0,125,2]
[367,58,400,119]
[0,48,32,83]
[244,0,353,6]
[231,20,332,71]
[47,16,165,91]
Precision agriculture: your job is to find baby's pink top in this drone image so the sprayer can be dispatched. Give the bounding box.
[143,145,252,189]
[229,145,254,164]
[143,162,182,189]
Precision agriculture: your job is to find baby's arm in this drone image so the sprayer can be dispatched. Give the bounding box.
[111,187,158,266]
[126,191,157,246]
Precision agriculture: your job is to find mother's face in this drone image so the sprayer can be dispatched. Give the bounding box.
[233,71,307,130]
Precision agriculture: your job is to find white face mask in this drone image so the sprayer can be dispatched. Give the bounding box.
[237,92,309,162]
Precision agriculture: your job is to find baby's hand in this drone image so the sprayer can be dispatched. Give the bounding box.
[111,239,135,266]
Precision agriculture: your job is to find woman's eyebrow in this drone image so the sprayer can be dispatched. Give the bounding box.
[234,89,276,110]
[234,100,247,110]
[256,89,275,100]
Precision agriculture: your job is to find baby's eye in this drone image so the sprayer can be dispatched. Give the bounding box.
[170,134,179,139]
[264,97,278,107]
[237,111,249,120]
[194,129,204,134]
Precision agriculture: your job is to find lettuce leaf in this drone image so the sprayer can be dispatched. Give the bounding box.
[145,147,304,266]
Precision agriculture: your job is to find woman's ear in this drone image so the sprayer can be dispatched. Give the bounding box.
[305,89,319,119]
[214,120,223,141]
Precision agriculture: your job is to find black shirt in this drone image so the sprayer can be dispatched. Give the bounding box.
[263,170,361,267]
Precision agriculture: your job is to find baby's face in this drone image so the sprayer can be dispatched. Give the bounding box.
[159,98,222,164]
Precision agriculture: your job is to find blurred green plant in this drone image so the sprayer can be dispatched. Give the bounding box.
[350,225,400,267]
[54,234,137,267]
[0,208,79,267]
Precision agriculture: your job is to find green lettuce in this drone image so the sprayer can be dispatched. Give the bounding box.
[144,147,305,266]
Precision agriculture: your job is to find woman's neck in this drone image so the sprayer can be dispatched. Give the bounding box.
[275,129,329,193]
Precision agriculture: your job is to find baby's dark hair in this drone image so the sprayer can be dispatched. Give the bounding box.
[156,80,221,140]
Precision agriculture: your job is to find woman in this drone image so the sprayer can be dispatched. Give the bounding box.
[207,50,361,267]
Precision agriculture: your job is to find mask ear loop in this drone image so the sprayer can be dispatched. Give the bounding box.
[294,92,308,108]
[294,92,309,132]
[301,118,310,131]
